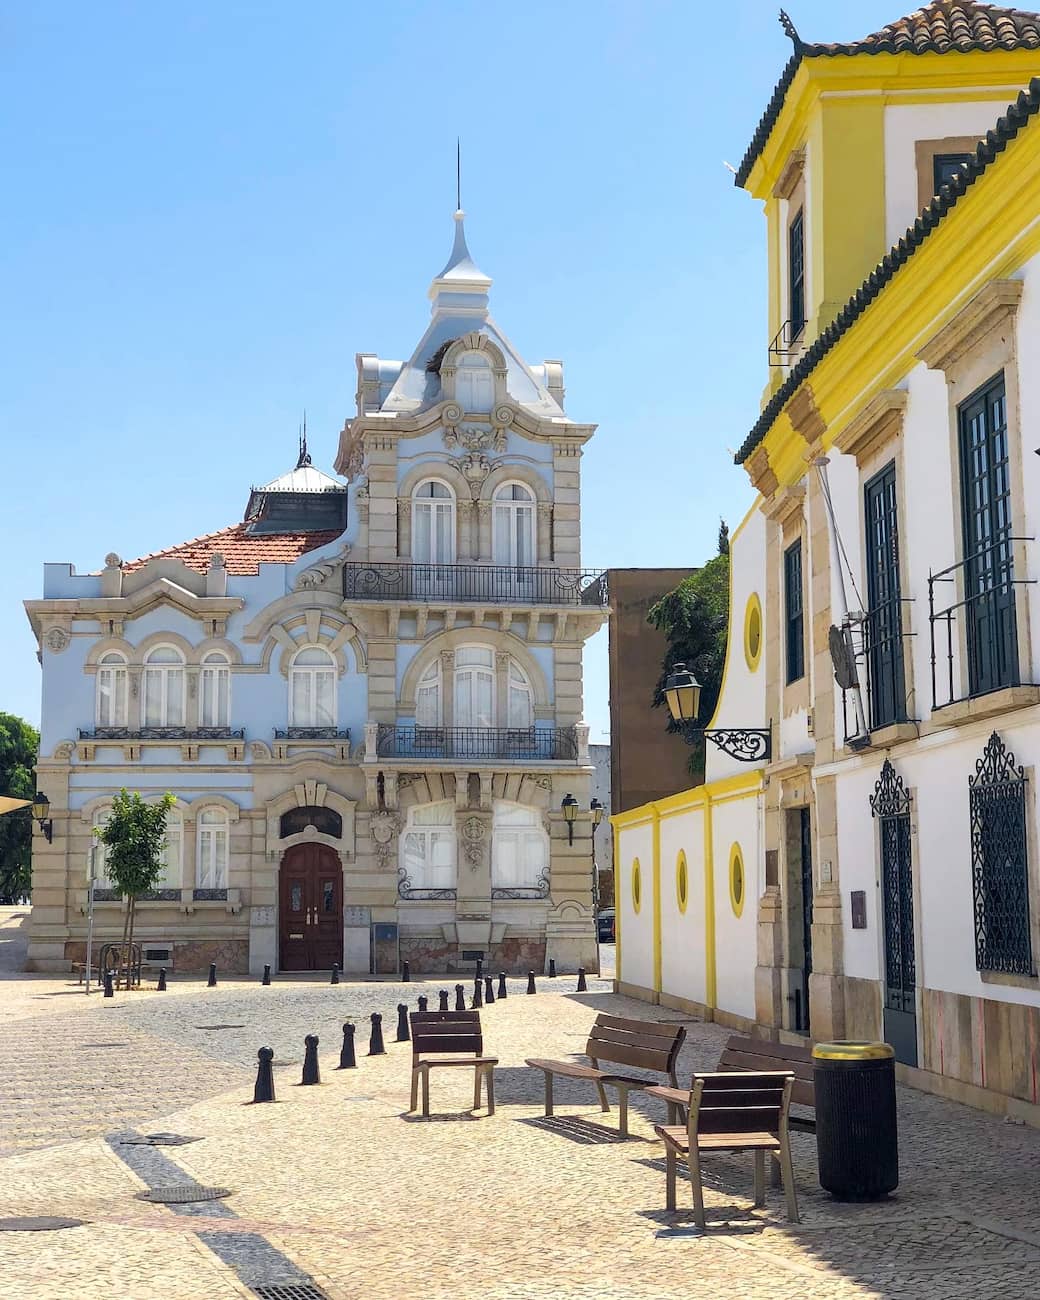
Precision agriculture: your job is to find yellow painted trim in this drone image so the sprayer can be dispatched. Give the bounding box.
[651,807,662,993]
[676,850,689,915]
[743,592,763,672]
[729,842,746,919]
[610,806,655,831]
[631,857,642,915]
[703,787,716,1009]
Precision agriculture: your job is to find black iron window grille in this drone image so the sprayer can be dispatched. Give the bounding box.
[768,317,806,367]
[784,539,805,683]
[272,728,351,741]
[969,732,1034,976]
[396,868,457,902]
[78,727,245,741]
[376,725,578,762]
[869,760,916,1016]
[491,868,551,900]
[343,562,607,607]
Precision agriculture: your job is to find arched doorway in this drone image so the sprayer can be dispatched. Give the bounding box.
[279,843,343,971]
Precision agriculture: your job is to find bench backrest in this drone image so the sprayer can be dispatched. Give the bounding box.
[410,1010,483,1060]
[719,1035,814,1109]
[689,1070,794,1137]
[584,1014,686,1080]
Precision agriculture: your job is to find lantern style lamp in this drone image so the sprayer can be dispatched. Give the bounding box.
[661,662,772,763]
[561,792,579,845]
[590,797,605,827]
[31,792,53,843]
[664,662,702,727]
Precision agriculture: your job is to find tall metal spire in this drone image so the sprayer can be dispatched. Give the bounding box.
[456,137,461,213]
[296,411,311,468]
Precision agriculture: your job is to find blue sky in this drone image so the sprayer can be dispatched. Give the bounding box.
[1,0,902,744]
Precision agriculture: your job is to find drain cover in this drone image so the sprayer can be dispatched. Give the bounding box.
[119,1133,202,1147]
[194,1024,247,1031]
[0,1217,85,1232]
[252,1285,330,1300]
[137,1185,232,1204]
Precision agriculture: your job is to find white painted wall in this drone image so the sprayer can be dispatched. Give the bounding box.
[659,805,707,1007]
[712,794,760,1021]
[616,819,654,992]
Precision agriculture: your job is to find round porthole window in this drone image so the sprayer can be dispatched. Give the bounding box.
[744,593,763,672]
[676,851,689,914]
[729,844,745,918]
[632,859,642,913]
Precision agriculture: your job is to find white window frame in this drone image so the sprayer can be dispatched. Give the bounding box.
[491,800,549,890]
[158,809,182,889]
[95,652,128,727]
[454,350,494,413]
[288,646,337,729]
[199,651,231,728]
[493,481,537,567]
[412,478,456,564]
[142,644,186,727]
[454,645,495,728]
[91,807,113,886]
[416,659,442,727]
[507,659,534,729]
[400,800,457,893]
[196,807,229,890]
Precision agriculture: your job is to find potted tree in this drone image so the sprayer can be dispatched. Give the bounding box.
[94,789,175,989]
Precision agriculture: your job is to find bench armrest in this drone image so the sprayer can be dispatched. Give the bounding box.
[644,1085,691,1105]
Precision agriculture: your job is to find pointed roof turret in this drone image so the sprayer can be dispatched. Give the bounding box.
[428,209,492,318]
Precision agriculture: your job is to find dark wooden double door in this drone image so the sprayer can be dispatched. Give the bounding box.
[279,844,343,972]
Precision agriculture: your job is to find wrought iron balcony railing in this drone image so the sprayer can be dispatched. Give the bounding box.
[768,316,805,367]
[343,562,607,607]
[837,602,915,745]
[78,727,245,741]
[273,727,351,741]
[376,725,578,762]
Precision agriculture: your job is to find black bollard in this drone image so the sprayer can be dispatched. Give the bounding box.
[472,979,483,1009]
[330,963,340,986]
[527,971,537,995]
[438,988,449,1012]
[368,1012,386,1056]
[157,968,167,992]
[396,1003,410,1043]
[402,960,411,983]
[253,1047,276,1102]
[337,1022,357,1069]
[301,1034,320,1085]
[207,963,217,988]
[454,983,466,1011]
[261,964,271,986]
[497,972,507,1000]
[103,969,114,998]
[475,957,483,980]
[549,958,557,978]
[577,967,588,992]
[417,994,429,1013]
[484,975,495,1005]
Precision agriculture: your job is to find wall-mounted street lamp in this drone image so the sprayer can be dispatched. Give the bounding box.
[590,797,604,828]
[663,662,772,763]
[30,792,53,843]
[560,793,579,845]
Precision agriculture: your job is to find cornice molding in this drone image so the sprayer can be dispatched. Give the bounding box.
[832,389,907,467]
[917,278,1023,373]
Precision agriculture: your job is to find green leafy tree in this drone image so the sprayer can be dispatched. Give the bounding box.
[0,713,39,904]
[648,531,731,783]
[95,789,175,988]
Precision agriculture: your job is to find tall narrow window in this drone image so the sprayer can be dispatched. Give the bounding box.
[491,800,549,892]
[142,645,185,726]
[788,208,805,338]
[454,646,495,727]
[454,351,494,413]
[493,482,536,567]
[400,801,457,894]
[864,463,906,729]
[159,809,182,889]
[197,808,229,890]
[289,646,336,728]
[507,660,533,728]
[415,660,442,727]
[784,539,805,684]
[959,373,1018,698]
[412,480,455,563]
[96,652,128,727]
[199,652,231,728]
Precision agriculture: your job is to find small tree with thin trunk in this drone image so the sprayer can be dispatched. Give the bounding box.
[95,789,175,988]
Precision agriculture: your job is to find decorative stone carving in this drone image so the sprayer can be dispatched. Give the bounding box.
[355,485,369,523]
[250,741,272,761]
[443,421,508,454]
[52,741,74,762]
[342,435,365,482]
[295,543,352,591]
[461,815,487,868]
[460,452,495,500]
[104,553,122,569]
[370,811,401,862]
[44,628,69,653]
[397,773,417,789]
[531,775,552,791]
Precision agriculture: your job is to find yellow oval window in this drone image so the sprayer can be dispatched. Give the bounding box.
[632,858,642,913]
[676,851,689,914]
[729,843,745,918]
[744,593,763,672]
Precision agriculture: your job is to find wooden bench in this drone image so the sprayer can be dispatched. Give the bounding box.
[648,1071,800,1229]
[526,1013,686,1137]
[718,1036,815,1134]
[408,1010,498,1118]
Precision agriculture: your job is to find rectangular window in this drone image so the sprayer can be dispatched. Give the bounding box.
[788,209,805,337]
[784,539,805,684]
[958,373,1018,697]
[970,735,1033,975]
[933,152,972,195]
[864,462,906,729]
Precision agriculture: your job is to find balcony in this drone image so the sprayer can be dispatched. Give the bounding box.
[78,727,245,741]
[374,725,579,762]
[272,728,351,741]
[343,562,607,607]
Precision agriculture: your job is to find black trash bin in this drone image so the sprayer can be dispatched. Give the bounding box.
[812,1041,898,1201]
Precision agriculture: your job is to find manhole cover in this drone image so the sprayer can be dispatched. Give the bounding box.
[0,1217,85,1232]
[194,1024,247,1031]
[137,1185,232,1204]
[119,1133,202,1147]
[252,1284,331,1300]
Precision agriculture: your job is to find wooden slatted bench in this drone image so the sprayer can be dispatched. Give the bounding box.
[718,1036,815,1134]
[526,1013,686,1137]
[408,1010,498,1118]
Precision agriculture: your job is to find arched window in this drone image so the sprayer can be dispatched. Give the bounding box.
[493,482,536,566]
[197,808,229,889]
[492,800,549,891]
[412,480,455,563]
[454,646,495,728]
[400,801,456,892]
[96,652,128,728]
[454,351,493,413]
[289,646,336,728]
[507,659,533,729]
[199,651,231,728]
[159,808,182,889]
[416,659,442,727]
[142,645,185,727]
[91,806,112,885]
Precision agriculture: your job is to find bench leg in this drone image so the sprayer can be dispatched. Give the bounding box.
[617,1087,629,1137]
[753,1151,766,1208]
[409,1067,419,1113]
[594,1080,610,1113]
[544,1072,554,1118]
[688,1144,706,1230]
[421,1067,430,1119]
[770,1153,782,1188]
[779,1134,799,1224]
[665,1144,676,1212]
[473,1066,482,1112]
[485,1066,495,1117]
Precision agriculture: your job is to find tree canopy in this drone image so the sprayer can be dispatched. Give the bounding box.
[0,713,39,903]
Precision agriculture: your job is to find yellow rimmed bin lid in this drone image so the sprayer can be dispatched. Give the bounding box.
[811,1041,895,1061]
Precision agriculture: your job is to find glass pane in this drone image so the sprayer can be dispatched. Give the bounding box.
[493,506,510,564]
[315,671,335,726]
[416,680,440,726]
[475,670,494,728]
[322,880,335,913]
[414,502,432,562]
[166,670,184,725]
[291,671,311,725]
[290,882,303,912]
[434,502,452,562]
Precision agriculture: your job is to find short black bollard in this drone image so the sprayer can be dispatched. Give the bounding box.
[330,963,340,986]
[337,1022,356,1069]
[368,1012,385,1056]
[261,964,271,986]
[549,958,557,978]
[253,1047,275,1102]
[417,994,429,1013]
[577,967,588,992]
[207,963,217,988]
[497,972,507,1000]
[396,1003,410,1043]
[438,989,450,1012]
[157,968,167,992]
[476,957,483,980]
[527,971,537,995]
[454,983,466,1011]
[301,1034,321,1085]
[472,979,483,1009]
[484,975,495,1005]
[402,960,411,983]
[103,969,114,998]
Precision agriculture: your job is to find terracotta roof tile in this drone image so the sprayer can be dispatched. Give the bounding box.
[121,522,341,576]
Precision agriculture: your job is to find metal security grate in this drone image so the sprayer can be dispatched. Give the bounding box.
[138,1185,232,1203]
[252,1285,331,1300]
[119,1133,201,1147]
[970,732,1034,975]
[0,1217,85,1232]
